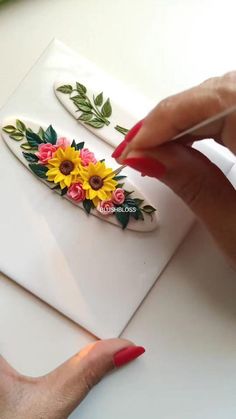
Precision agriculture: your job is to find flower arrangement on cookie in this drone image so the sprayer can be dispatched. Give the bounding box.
[3,120,156,229]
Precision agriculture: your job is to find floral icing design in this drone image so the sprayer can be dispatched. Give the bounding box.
[2,120,156,229]
[56,81,129,136]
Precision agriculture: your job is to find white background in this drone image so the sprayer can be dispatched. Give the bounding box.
[0,1,236,418]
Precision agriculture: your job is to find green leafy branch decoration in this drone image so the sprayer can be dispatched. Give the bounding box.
[57,82,112,129]
[57,82,129,136]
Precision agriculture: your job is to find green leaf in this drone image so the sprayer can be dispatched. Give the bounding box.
[71,139,76,148]
[70,95,81,100]
[114,125,129,136]
[78,112,93,122]
[114,175,127,181]
[133,198,144,207]
[26,130,43,147]
[2,125,16,134]
[125,198,137,207]
[72,97,90,106]
[131,208,144,221]
[20,143,32,150]
[76,82,87,95]
[57,85,73,94]
[101,98,112,118]
[115,210,130,229]
[116,183,125,188]
[16,119,26,132]
[61,187,68,196]
[100,158,105,163]
[141,205,156,214]
[44,125,57,145]
[85,119,104,129]
[22,152,39,163]
[77,104,92,113]
[138,210,144,220]
[75,141,85,150]
[83,199,93,214]
[38,127,45,140]
[29,163,48,179]
[124,190,134,197]
[10,132,24,141]
[94,92,103,106]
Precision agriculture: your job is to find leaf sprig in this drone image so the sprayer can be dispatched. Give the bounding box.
[112,174,156,229]
[3,119,26,142]
[57,82,113,129]
[2,120,58,150]
[114,194,156,229]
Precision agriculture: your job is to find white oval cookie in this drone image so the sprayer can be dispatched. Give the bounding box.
[1,118,158,232]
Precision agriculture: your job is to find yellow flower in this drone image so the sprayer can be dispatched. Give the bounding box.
[80,161,118,206]
[47,146,82,189]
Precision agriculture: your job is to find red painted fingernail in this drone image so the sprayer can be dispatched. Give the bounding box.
[112,139,128,158]
[125,120,143,143]
[112,120,143,159]
[113,346,145,368]
[123,156,166,179]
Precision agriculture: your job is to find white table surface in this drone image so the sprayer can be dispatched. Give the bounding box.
[0,1,236,418]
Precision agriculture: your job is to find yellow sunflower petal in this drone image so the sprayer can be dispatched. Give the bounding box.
[88,189,97,200]
[48,158,60,167]
[97,189,108,200]
[47,168,59,176]
[54,173,65,183]
[56,147,65,159]
[60,180,66,189]
[82,181,91,190]
[64,175,72,187]
[92,196,100,207]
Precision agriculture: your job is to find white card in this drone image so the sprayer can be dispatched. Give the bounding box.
[0,40,233,338]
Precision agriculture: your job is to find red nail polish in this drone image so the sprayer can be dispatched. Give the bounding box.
[112,140,127,158]
[123,156,166,179]
[114,346,145,368]
[125,120,143,143]
[112,120,143,159]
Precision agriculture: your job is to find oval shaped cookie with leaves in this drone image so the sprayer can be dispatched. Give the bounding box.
[1,118,158,232]
[54,80,136,148]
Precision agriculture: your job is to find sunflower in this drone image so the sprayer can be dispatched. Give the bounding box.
[79,161,118,206]
[46,146,82,189]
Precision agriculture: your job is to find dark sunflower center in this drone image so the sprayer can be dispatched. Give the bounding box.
[89,175,103,190]
[59,160,74,175]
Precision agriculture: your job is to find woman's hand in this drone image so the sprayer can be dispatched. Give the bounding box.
[113,72,236,266]
[0,339,144,418]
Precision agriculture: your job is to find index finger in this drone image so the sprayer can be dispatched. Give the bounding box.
[123,74,236,155]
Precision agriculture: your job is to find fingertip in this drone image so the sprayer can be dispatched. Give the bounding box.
[113,346,146,368]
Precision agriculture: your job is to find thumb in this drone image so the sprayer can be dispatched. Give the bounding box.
[36,339,145,418]
[123,143,236,266]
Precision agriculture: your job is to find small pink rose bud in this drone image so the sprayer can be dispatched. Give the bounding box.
[97,200,115,216]
[112,188,125,205]
[67,183,86,202]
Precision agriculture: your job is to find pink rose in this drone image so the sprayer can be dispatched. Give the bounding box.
[67,183,86,202]
[80,148,97,166]
[36,143,57,165]
[97,200,115,216]
[112,188,125,205]
[56,137,71,149]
